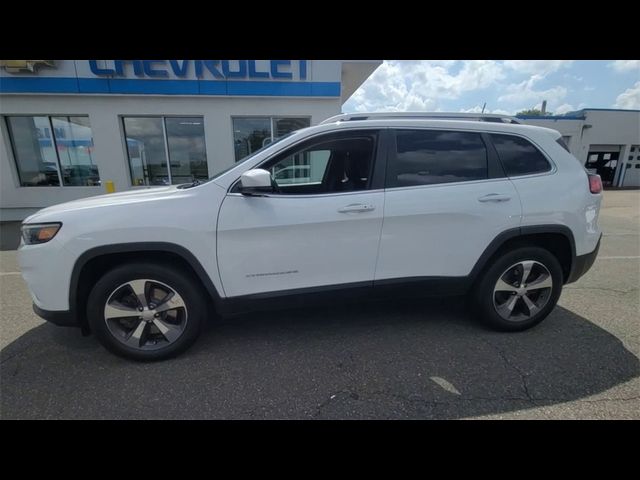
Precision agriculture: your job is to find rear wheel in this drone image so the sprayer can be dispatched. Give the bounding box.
[87,262,206,361]
[472,247,563,331]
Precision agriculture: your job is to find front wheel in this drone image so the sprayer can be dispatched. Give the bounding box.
[87,262,207,361]
[471,247,563,331]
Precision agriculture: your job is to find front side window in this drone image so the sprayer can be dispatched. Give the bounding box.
[391,129,488,187]
[233,116,311,162]
[6,115,99,187]
[490,133,552,177]
[123,116,208,186]
[245,131,378,195]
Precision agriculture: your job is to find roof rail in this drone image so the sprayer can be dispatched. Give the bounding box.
[319,112,521,125]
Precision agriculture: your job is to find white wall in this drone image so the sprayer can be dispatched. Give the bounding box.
[520,110,640,186]
[517,118,585,158]
[0,94,341,220]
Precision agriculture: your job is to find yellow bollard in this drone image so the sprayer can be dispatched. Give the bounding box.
[105,180,115,193]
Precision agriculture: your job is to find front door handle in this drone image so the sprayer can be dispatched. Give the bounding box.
[478,193,512,203]
[338,203,376,213]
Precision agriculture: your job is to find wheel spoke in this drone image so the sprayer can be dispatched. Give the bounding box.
[152,317,182,343]
[519,261,535,285]
[521,293,540,316]
[496,295,519,318]
[127,279,148,309]
[495,277,519,293]
[125,320,147,348]
[154,292,186,314]
[525,273,552,291]
[104,302,139,320]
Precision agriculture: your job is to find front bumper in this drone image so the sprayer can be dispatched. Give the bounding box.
[567,234,601,284]
[33,304,78,327]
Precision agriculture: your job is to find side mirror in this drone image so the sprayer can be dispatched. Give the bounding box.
[239,169,273,196]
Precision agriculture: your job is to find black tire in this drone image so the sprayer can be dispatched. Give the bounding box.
[87,262,207,361]
[471,246,563,332]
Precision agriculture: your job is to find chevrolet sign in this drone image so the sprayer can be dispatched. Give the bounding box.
[0,60,56,73]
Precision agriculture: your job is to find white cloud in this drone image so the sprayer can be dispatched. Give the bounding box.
[459,105,513,115]
[497,74,567,109]
[343,60,505,113]
[614,81,640,109]
[503,60,573,76]
[554,103,576,115]
[609,60,640,73]
[343,60,580,114]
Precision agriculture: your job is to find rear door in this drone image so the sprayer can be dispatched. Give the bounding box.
[374,128,522,282]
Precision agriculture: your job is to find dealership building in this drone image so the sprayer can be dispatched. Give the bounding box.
[1,62,639,248]
[0,60,381,238]
[517,108,640,188]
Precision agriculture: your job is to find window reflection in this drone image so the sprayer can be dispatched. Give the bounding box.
[233,117,271,162]
[165,117,208,183]
[124,116,209,186]
[6,115,100,187]
[395,130,488,186]
[52,117,100,186]
[123,117,169,186]
[233,116,310,162]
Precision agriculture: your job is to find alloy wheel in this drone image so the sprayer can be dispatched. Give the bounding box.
[492,260,553,322]
[103,279,188,350]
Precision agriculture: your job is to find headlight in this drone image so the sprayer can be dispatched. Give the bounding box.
[21,222,62,245]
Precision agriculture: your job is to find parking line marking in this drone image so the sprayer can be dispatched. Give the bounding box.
[598,256,640,259]
[0,272,21,276]
[430,376,461,395]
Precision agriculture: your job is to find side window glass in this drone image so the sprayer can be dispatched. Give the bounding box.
[490,133,552,176]
[270,149,331,186]
[257,132,378,194]
[392,129,488,187]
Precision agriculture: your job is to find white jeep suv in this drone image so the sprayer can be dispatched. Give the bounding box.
[18,114,603,361]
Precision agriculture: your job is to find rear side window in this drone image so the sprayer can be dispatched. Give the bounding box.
[490,134,552,177]
[392,130,488,187]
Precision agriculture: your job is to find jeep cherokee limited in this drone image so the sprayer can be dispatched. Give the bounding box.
[18,114,603,361]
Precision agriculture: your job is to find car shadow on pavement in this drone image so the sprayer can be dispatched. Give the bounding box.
[1,297,638,419]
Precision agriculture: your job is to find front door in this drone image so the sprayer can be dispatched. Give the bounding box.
[217,129,386,298]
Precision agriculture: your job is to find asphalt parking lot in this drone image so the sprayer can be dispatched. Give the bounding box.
[1,191,638,419]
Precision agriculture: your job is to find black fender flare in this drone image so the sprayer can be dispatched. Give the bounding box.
[467,225,577,285]
[69,242,223,321]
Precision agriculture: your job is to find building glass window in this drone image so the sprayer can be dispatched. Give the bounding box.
[233,116,311,162]
[52,117,100,186]
[165,118,208,184]
[123,116,208,186]
[233,118,271,162]
[6,115,99,187]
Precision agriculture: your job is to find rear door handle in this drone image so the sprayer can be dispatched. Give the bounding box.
[338,203,375,213]
[478,193,512,203]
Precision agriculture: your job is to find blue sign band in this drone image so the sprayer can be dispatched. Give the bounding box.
[0,77,341,97]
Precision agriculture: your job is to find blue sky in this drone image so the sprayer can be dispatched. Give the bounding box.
[343,60,640,115]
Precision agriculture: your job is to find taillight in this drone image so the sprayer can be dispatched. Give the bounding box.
[588,173,602,194]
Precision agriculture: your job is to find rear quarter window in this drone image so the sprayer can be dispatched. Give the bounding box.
[556,137,570,152]
[490,133,552,177]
